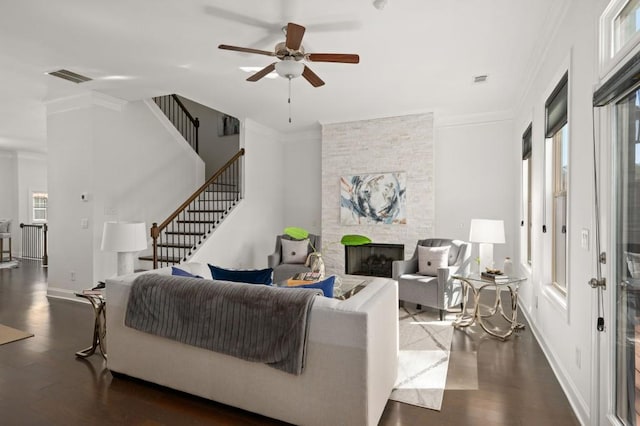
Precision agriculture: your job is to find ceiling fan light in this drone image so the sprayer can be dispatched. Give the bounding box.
[275,60,304,79]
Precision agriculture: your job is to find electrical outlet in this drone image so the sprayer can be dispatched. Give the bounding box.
[575,347,581,369]
[70,271,76,281]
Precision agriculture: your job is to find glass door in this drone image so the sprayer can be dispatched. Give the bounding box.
[614,87,640,426]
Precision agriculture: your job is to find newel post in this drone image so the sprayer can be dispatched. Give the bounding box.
[151,222,159,269]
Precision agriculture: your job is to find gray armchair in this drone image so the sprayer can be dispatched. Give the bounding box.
[268,234,321,284]
[392,238,471,320]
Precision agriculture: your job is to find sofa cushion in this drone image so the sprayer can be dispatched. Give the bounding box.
[172,266,202,278]
[281,238,310,264]
[208,264,273,285]
[174,262,213,280]
[0,221,9,233]
[418,245,450,276]
[292,275,335,298]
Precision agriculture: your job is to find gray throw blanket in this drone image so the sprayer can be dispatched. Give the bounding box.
[124,274,320,375]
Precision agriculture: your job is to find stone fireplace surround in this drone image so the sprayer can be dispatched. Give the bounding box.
[321,113,434,277]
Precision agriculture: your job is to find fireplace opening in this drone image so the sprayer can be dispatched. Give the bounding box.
[344,243,404,278]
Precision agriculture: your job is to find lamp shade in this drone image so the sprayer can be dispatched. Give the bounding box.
[275,60,304,79]
[101,221,147,252]
[469,219,505,244]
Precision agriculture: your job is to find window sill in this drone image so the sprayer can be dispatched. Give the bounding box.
[542,283,568,318]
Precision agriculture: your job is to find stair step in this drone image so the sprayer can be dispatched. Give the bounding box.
[138,256,182,264]
[176,220,215,224]
[187,209,225,213]
[165,231,203,236]
[156,242,194,249]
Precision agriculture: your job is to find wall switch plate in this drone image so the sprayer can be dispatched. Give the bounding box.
[81,218,89,229]
[581,229,589,250]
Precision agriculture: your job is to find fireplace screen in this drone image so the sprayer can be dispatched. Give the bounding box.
[344,243,404,278]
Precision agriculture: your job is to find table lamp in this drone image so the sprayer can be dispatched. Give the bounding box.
[469,219,505,273]
[101,221,147,276]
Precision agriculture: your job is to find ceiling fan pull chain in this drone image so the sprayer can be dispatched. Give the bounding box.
[288,76,292,124]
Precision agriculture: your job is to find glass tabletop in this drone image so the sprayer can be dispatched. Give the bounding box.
[453,273,526,286]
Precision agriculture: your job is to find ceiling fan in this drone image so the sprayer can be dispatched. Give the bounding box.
[218,22,359,87]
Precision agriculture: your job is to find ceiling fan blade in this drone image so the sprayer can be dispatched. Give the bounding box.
[306,53,360,64]
[302,66,325,87]
[247,63,276,82]
[218,44,275,57]
[285,22,306,51]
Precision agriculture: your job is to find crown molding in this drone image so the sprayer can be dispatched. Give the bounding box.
[46,91,127,115]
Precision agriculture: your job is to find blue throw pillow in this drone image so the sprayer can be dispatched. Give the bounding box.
[208,264,273,285]
[296,275,335,298]
[171,267,202,279]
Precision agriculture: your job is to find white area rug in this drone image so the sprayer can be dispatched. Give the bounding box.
[390,307,454,411]
[0,260,19,269]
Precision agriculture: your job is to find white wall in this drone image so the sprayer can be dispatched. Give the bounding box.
[46,93,205,299]
[512,1,603,423]
[282,129,322,235]
[0,150,18,254]
[190,119,285,269]
[15,151,47,256]
[434,117,517,267]
[178,96,240,179]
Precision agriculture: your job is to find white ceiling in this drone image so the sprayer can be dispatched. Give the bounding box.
[0,0,566,153]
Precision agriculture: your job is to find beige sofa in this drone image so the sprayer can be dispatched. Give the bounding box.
[106,263,398,426]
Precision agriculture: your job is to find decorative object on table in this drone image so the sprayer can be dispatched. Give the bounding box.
[480,270,509,282]
[287,271,322,285]
[390,306,454,411]
[468,219,505,275]
[340,172,407,225]
[503,256,513,275]
[0,323,33,346]
[101,221,148,276]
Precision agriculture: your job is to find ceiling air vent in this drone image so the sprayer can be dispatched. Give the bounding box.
[47,69,92,84]
[473,75,488,83]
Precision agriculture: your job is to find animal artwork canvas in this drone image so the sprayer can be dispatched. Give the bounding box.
[340,172,407,225]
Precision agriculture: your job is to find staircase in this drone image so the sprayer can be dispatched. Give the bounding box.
[140,149,245,268]
[141,94,244,269]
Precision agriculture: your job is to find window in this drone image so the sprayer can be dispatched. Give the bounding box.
[32,192,48,222]
[545,73,569,294]
[522,124,532,266]
[614,0,640,54]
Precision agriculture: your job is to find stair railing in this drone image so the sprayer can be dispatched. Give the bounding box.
[148,148,245,269]
[153,94,200,153]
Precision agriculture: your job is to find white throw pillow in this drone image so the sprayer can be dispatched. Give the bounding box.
[281,238,310,264]
[418,245,450,276]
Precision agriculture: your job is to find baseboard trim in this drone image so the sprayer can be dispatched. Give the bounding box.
[46,287,81,302]
[518,301,589,425]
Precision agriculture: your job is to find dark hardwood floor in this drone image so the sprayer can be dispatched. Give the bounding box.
[0,260,580,425]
